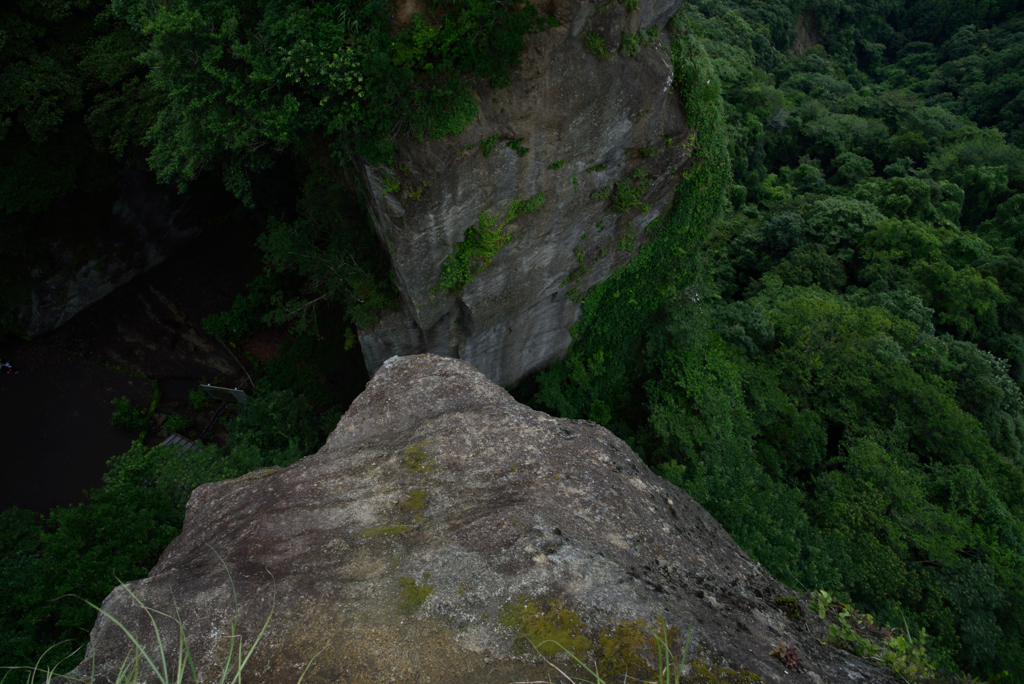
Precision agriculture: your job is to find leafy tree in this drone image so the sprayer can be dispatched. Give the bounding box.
[115,0,552,200]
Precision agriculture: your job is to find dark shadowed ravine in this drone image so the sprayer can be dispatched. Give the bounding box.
[0,217,264,513]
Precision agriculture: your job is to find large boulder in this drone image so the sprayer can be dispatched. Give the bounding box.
[69,355,892,683]
[357,0,693,387]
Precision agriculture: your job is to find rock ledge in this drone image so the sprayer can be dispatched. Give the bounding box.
[70,355,892,684]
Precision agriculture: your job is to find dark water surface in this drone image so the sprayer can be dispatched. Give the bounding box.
[0,347,148,512]
[0,215,263,514]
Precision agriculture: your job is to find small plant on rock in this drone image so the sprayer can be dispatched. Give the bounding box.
[507,139,530,157]
[480,133,500,157]
[584,33,613,59]
[769,642,800,669]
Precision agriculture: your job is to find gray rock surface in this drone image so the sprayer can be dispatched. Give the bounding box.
[357,0,693,387]
[69,355,893,684]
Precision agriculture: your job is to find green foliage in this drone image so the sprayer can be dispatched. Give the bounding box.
[480,133,500,157]
[115,0,552,200]
[438,192,547,293]
[621,26,660,57]
[162,413,193,436]
[522,3,1024,680]
[257,196,397,331]
[508,192,547,221]
[201,275,277,344]
[507,139,530,157]
[382,174,401,194]
[236,171,396,333]
[110,396,149,434]
[591,186,612,200]
[584,33,613,60]
[0,0,165,322]
[547,159,566,170]
[500,596,592,659]
[609,170,653,213]
[188,388,213,411]
[0,385,336,676]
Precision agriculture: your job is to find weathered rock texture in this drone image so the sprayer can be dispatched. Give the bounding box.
[357,0,692,387]
[70,355,892,684]
[15,169,203,337]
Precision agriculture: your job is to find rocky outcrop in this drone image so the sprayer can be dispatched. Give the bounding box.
[69,355,893,684]
[15,169,203,337]
[357,0,693,387]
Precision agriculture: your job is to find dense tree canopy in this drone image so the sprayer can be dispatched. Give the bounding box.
[525,0,1024,679]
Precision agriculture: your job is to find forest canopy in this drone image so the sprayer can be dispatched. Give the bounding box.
[524,0,1024,680]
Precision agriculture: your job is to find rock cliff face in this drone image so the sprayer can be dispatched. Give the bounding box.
[357,0,692,387]
[70,355,892,684]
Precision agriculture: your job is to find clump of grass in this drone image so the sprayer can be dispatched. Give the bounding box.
[2,548,318,684]
[510,614,698,684]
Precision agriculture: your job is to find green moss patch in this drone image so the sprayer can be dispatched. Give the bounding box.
[500,596,592,659]
[684,660,764,683]
[401,489,427,512]
[772,596,804,622]
[402,441,435,473]
[596,620,656,680]
[398,575,433,612]
[362,524,409,538]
